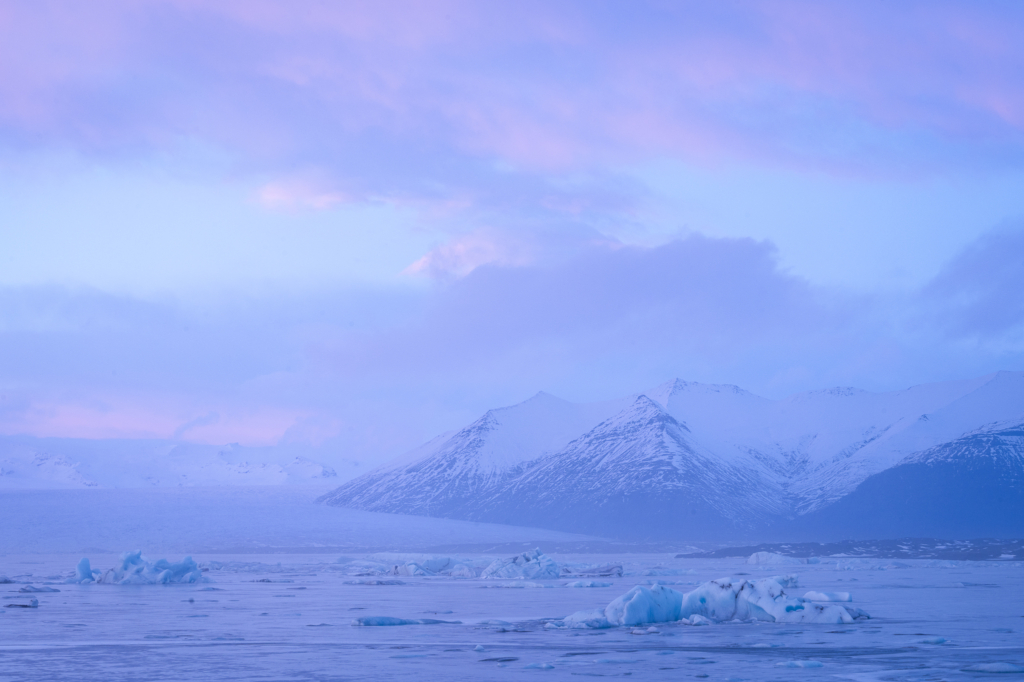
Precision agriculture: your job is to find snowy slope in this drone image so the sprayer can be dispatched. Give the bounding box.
[318,392,628,515]
[474,396,787,538]
[645,372,1024,512]
[794,421,1024,538]
[323,371,1024,538]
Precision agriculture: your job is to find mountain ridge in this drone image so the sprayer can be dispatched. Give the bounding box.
[320,371,1024,539]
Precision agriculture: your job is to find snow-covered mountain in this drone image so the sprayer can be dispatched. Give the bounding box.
[316,391,628,517]
[320,371,1024,539]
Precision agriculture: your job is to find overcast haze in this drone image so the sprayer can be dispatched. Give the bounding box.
[2,1,1023,466]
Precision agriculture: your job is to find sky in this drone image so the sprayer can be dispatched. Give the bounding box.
[1,0,1023,465]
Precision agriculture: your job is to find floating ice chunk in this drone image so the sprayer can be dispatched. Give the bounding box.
[0,576,12,584]
[564,581,613,588]
[343,579,405,585]
[562,608,614,629]
[562,563,623,577]
[4,598,38,608]
[69,558,98,584]
[774,574,800,588]
[565,577,610,585]
[606,584,684,626]
[687,614,712,626]
[391,562,430,576]
[961,663,1024,673]
[523,662,554,669]
[474,645,485,652]
[803,591,852,602]
[747,552,803,565]
[563,576,866,628]
[641,567,697,576]
[18,586,60,593]
[351,616,461,626]
[482,549,559,580]
[777,661,824,668]
[448,564,477,578]
[69,551,206,585]
[481,581,551,589]
[918,637,949,645]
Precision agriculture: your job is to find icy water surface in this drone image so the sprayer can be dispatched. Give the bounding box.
[2,553,1022,681]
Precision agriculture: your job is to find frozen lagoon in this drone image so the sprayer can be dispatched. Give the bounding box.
[3,552,1023,681]
[2,487,1022,680]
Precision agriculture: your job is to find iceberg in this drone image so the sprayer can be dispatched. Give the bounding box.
[562,563,623,577]
[481,549,560,580]
[562,576,868,627]
[747,551,804,565]
[67,551,207,585]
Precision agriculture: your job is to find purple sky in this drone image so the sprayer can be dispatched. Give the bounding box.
[1,1,1023,463]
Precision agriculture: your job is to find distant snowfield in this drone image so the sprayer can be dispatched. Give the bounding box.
[0,436,361,489]
[0,486,597,555]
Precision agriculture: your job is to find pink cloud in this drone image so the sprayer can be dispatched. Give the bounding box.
[0,0,1022,177]
[0,390,309,445]
[257,176,349,210]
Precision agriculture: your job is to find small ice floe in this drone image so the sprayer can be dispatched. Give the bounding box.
[641,567,697,577]
[343,579,405,586]
[4,598,39,609]
[482,549,560,580]
[777,661,824,668]
[351,616,462,626]
[19,586,60,593]
[67,553,206,585]
[523,662,554,669]
[802,591,851,602]
[564,581,613,588]
[961,663,1024,673]
[480,581,552,589]
[0,576,12,584]
[630,626,661,635]
[918,637,949,645]
[474,645,485,651]
[562,563,623,578]
[558,576,867,628]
